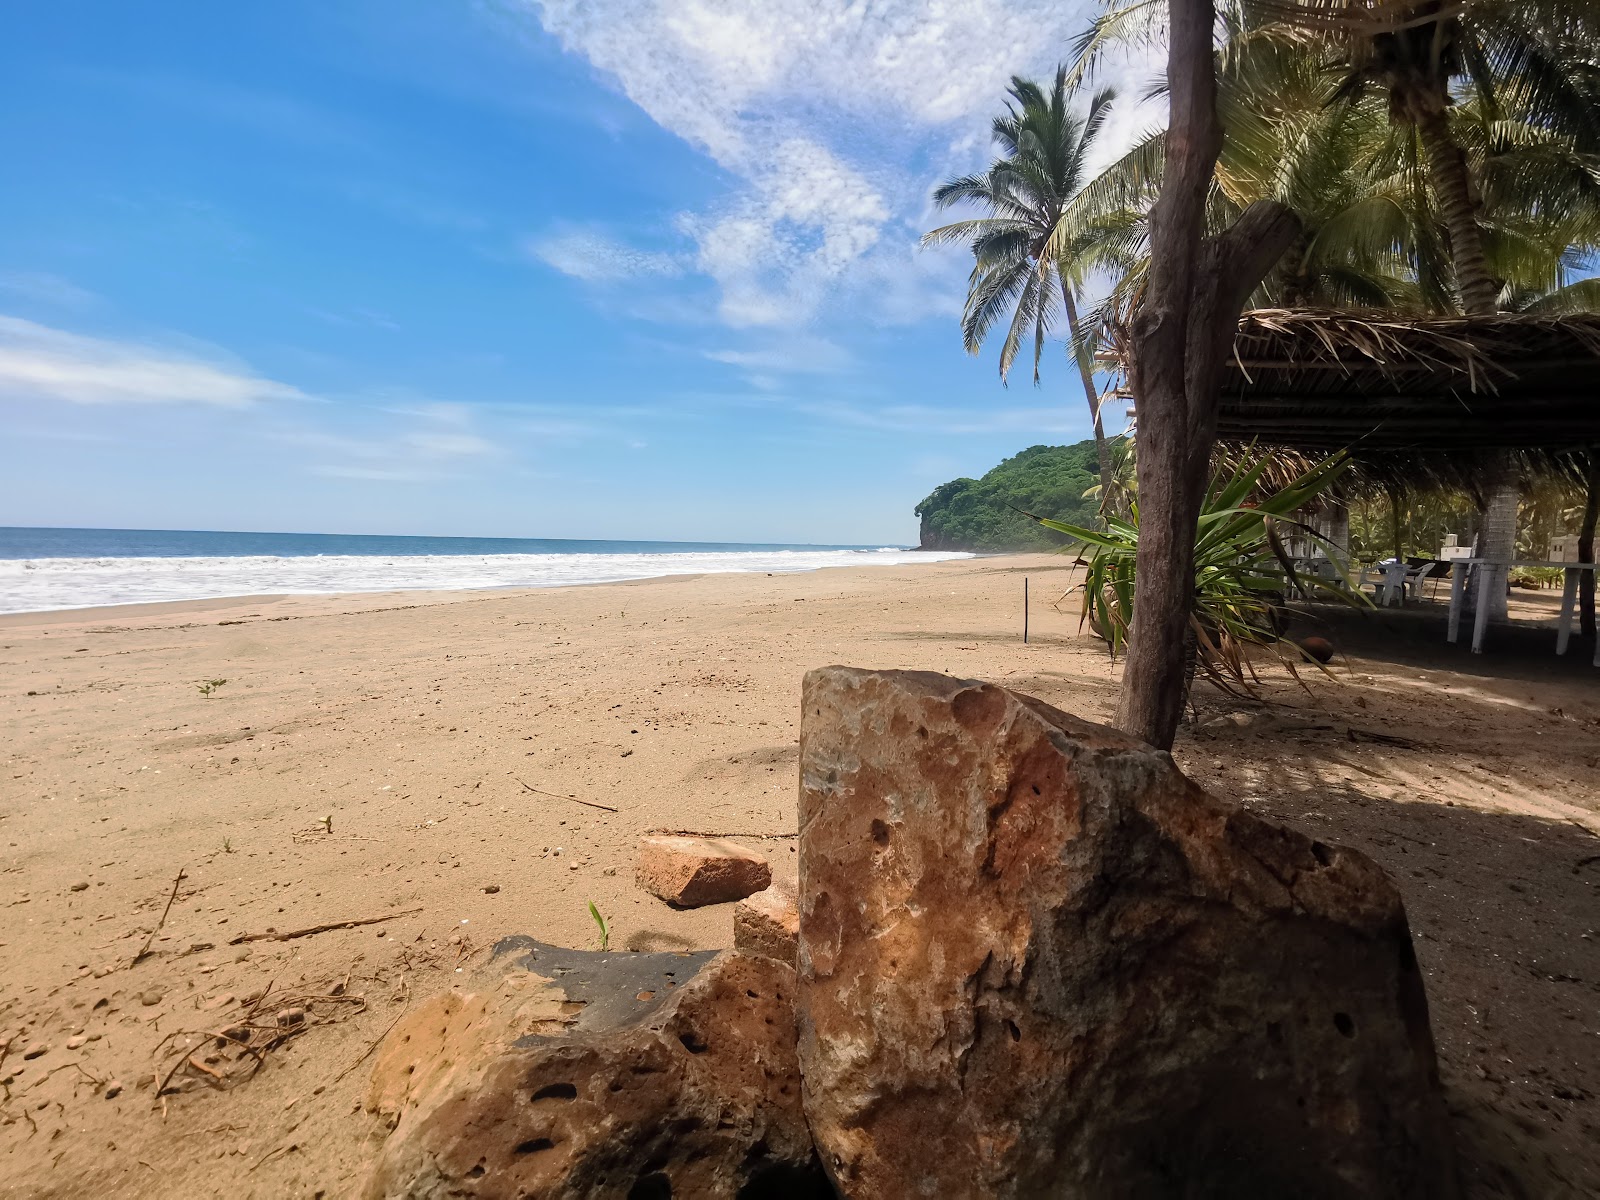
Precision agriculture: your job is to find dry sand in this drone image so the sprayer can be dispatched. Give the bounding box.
[1,555,1596,1197]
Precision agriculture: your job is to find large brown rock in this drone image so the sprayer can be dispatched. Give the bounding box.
[365,937,826,1198]
[636,835,772,907]
[796,667,1458,1199]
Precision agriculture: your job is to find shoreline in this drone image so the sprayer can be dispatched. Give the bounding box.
[0,548,977,622]
[0,554,1058,629]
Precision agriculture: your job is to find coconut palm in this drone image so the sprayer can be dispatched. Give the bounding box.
[1069,0,1600,316]
[1055,2,1600,343]
[1047,31,1438,358]
[922,70,1121,492]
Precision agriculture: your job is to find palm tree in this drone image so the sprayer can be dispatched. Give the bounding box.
[922,70,1120,493]
[1071,0,1600,316]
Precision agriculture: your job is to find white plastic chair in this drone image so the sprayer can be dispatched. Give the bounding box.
[1405,562,1439,602]
[1373,560,1409,606]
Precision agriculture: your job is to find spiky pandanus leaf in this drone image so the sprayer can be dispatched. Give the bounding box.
[1026,450,1365,697]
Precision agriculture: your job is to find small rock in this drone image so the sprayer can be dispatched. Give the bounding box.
[65,1036,87,1050]
[189,941,215,953]
[276,1008,306,1027]
[104,1080,122,1099]
[22,1045,48,1060]
[734,880,799,966]
[635,835,771,908]
[482,885,500,894]
[70,882,89,892]
[139,990,163,1007]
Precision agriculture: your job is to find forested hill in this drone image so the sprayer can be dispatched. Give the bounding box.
[915,441,1105,552]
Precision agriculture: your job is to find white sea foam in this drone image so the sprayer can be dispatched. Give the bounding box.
[0,548,972,614]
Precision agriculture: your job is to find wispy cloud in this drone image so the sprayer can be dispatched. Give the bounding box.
[527,226,685,282]
[523,0,1149,329]
[306,306,400,331]
[704,334,852,376]
[0,272,101,311]
[800,399,1087,437]
[0,315,308,407]
[273,402,498,482]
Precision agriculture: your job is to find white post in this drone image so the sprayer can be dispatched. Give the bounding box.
[1557,567,1579,656]
[1448,567,1467,643]
[1472,563,1494,653]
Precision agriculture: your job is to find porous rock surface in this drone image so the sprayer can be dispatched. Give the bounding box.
[364,938,825,1198]
[636,835,772,908]
[795,666,1459,1200]
[734,879,799,967]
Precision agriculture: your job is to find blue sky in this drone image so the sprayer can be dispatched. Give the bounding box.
[0,0,1145,544]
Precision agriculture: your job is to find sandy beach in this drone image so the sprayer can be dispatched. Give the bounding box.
[2,555,1598,1197]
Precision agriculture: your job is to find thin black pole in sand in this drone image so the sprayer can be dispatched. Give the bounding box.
[1024,576,1029,644]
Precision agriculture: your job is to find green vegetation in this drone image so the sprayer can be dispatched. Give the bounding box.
[1034,450,1360,696]
[197,678,228,697]
[916,440,1109,551]
[588,901,611,952]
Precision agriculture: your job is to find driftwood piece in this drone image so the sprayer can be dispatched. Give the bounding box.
[227,908,423,946]
[132,867,187,967]
[515,777,619,813]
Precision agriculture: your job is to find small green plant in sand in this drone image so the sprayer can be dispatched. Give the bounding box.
[588,901,610,952]
[221,838,234,854]
[197,678,228,697]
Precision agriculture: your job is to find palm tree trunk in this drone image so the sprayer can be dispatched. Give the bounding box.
[1115,0,1300,750]
[1412,104,1520,611]
[1057,275,1115,509]
[1414,106,1497,317]
[1389,487,1404,564]
[1477,456,1519,623]
[1278,231,1311,306]
[1580,452,1598,640]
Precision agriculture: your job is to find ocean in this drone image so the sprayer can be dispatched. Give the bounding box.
[0,527,970,614]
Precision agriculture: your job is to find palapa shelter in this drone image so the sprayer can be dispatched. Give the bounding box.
[1211,309,1600,478]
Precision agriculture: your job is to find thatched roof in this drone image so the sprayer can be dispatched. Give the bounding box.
[1211,309,1600,456]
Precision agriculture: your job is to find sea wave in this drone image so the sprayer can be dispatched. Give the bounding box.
[0,548,972,614]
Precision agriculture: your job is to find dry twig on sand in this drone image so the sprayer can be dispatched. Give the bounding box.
[227,908,423,945]
[332,1011,404,1085]
[514,776,619,812]
[131,867,187,968]
[152,978,367,1101]
[648,827,797,840]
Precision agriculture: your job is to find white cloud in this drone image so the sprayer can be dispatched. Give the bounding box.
[528,227,684,282]
[0,315,308,407]
[524,0,1153,328]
